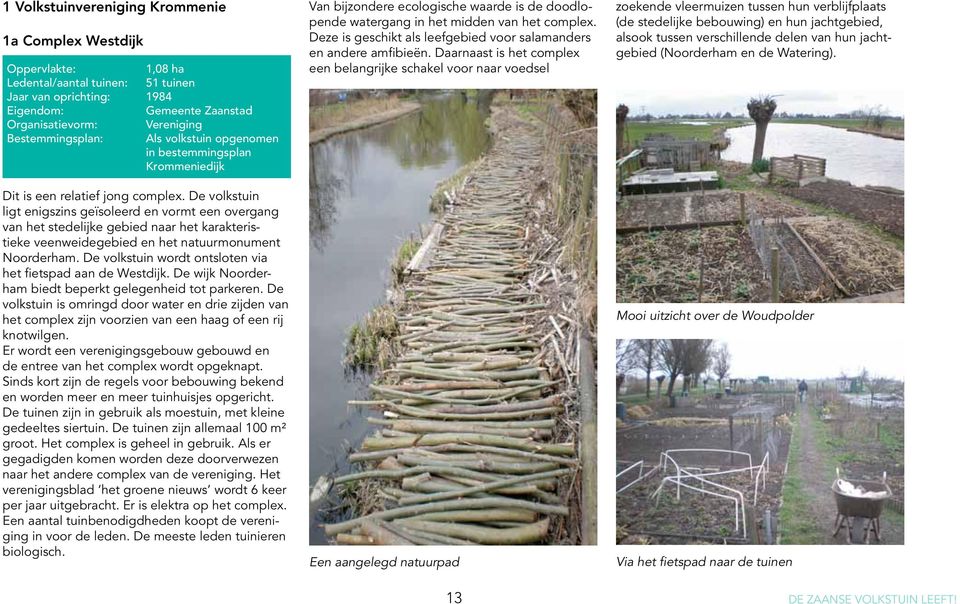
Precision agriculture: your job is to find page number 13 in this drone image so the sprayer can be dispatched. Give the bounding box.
[447,592,462,603]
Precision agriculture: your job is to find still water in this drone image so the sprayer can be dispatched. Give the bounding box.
[308,94,490,543]
[723,123,904,190]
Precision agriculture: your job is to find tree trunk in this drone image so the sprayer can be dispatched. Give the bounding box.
[667,375,678,408]
[752,120,769,163]
[645,369,651,398]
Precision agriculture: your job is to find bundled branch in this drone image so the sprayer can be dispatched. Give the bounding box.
[324,107,583,545]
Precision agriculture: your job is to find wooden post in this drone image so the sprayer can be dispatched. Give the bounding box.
[697,251,705,302]
[558,149,570,213]
[798,158,805,184]
[581,156,594,213]
[746,506,759,544]
[739,192,747,226]
[728,417,735,464]
[579,331,597,546]
[771,246,780,303]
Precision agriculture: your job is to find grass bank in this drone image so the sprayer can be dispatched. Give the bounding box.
[774,117,905,140]
[308,97,420,144]
[624,119,749,144]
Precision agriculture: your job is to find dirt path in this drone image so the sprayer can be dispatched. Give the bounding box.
[785,402,904,544]
[786,401,838,543]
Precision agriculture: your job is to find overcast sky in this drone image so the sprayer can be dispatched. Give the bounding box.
[618,90,904,117]
[622,339,903,381]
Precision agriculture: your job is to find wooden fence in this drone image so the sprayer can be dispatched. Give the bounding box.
[640,136,715,172]
[768,154,827,185]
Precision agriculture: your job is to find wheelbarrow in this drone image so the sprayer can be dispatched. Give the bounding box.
[831,470,892,544]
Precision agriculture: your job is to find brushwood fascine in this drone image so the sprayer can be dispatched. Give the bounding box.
[324,109,584,546]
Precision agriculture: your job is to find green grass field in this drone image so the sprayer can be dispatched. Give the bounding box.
[624,119,747,144]
[617,392,654,404]
[623,117,904,147]
[773,117,905,136]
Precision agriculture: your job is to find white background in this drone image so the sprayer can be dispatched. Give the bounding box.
[2,1,959,602]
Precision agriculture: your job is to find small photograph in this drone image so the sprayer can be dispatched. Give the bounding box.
[615,91,904,303]
[616,339,904,545]
[309,90,597,545]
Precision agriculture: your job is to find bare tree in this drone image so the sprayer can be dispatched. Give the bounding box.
[616,339,658,398]
[858,367,870,397]
[747,95,778,164]
[869,105,889,130]
[683,340,714,392]
[636,340,656,398]
[656,339,687,407]
[615,339,632,394]
[616,104,629,157]
[862,370,892,406]
[713,342,732,392]
[858,104,890,131]
[657,339,713,407]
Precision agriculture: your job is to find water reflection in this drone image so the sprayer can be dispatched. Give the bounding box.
[723,123,904,189]
[308,143,343,252]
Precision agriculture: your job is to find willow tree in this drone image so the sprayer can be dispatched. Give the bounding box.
[616,104,629,157]
[747,96,778,164]
[713,343,731,392]
[657,339,713,407]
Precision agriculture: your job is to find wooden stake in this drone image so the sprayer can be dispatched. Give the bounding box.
[771,246,780,303]
[698,250,705,303]
[579,329,597,546]
[728,417,735,465]
[783,220,852,298]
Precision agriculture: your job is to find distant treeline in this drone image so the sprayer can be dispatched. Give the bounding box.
[625,111,904,122]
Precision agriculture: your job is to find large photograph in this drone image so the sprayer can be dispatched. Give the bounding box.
[616,91,904,303]
[308,90,597,545]
[616,339,904,545]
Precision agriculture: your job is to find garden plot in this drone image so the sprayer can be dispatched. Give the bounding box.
[617,211,902,303]
[790,217,904,297]
[820,395,905,509]
[616,397,792,544]
[617,466,784,544]
[616,221,834,303]
[779,394,905,545]
[776,180,904,237]
[617,190,809,232]
[617,227,768,302]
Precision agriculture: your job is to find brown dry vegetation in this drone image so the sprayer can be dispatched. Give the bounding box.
[617,190,810,230]
[792,217,904,295]
[309,97,404,130]
[776,180,904,237]
[617,227,768,303]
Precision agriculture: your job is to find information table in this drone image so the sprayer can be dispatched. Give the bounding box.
[3,55,291,178]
